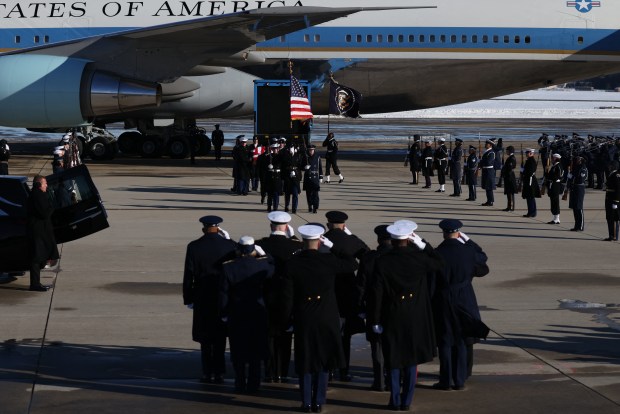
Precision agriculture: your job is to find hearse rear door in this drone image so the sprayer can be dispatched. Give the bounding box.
[45,164,109,243]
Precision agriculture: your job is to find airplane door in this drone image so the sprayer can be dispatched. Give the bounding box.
[46,165,109,244]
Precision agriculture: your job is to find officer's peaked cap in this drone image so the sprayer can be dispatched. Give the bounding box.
[238,236,255,254]
[298,224,324,240]
[268,211,291,225]
[199,215,223,227]
[325,210,348,223]
[393,219,418,233]
[373,224,390,240]
[455,138,463,143]
[387,223,413,240]
[438,137,446,142]
[439,219,463,233]
[469,145,476,150]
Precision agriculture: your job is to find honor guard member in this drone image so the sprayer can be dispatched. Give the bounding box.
[220,237,275,393]
[501,146,518,211]
[407,135,422,185]
[604,161,620,241]
[281,145,303,213]
[27,175,59,291]
[480,139,496,206]
[421,139,434,189]
[567,155,588,231]
[434,138,449,192]
[250,136,265,191]
[494,138,504,188]
[259,144,284,212]
[322,132,344,184]
[212,124,224,160]
[255,211,303,383]
[450,138,464,196]
[324,210,370,382]
[52,146,65,174]
[303,145,323,214]
[357,225,392,391]
[465,145,479,201]
[546,154,564,224]
[432,219,489,392]
[538,133,550,170]
[521,148,541,218]
[368,220,444,411]
[232,136,251,195]
[282,224,357,413]
[0,139,10,174]
[183,215,237,384]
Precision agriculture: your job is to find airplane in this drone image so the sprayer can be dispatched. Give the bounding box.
[2,0,620,159]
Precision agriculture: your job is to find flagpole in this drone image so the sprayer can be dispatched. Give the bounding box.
[289,60,293,131]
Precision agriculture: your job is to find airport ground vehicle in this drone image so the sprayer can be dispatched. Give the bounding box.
[0,165,109,273]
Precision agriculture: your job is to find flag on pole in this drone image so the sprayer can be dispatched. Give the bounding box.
[290,75,313,121]
[329,80,362,118]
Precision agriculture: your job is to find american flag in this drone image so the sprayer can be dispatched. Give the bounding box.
[290,75,313,121]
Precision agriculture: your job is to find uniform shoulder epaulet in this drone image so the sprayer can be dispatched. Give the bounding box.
[292,248,304,256]
[222,259,235,265]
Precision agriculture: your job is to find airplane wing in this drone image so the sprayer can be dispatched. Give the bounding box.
[14,6,433,83]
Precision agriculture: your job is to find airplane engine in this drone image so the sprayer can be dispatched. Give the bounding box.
[0,55,161,128]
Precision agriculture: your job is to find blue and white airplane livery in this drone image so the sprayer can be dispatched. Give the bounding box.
[1,0,620,155]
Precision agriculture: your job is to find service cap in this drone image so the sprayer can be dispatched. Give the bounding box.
[325,210,348,223]
[270,143,279,149]
[552,153,562,159]
[425,139,432,144]
[54,146,65,150]
[438,137,446,142]
[268,211,291,225]
[53,149,64,155]
[486,139,496,145]
[469,145,476,150]
[199,215,223,227]
[308,144,316,149]
[239,136,248,142]
[455,138,463,143]
[525,148,536,153]
[238,236,255,254]
[373,224,390,241]
[387,223,414,240]
[298,224,325,240]
[393,219,418,233]
[439,218,463,233]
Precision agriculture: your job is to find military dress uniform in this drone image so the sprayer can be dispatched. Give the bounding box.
[465,147,478,201]
[432,219,489,391]
[434,140,449,192]
[183,216,237,383]
[282,225,357,412]
[259,146,284,212]
[0,139,10,174]
[421,142,434,188]
[303,146,323,213]
[407,139,421,185]
[546,157,564,224]
[232,139,251,195]
[521,152,541,217]
[568,158,588,231]
[604,162,620,241]
[501,150,518,211]
[280,147,303,213]
[220,239,275,393]
[322,133,343,183]
[450,140,464,196]
[480,143,496,206]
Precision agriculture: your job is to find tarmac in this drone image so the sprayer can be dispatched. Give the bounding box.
[1,151,619,414]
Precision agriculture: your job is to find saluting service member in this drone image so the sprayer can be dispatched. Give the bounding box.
[282,224,357,413]
[546,153,564,224]
[480,139,496,206]
[501,145,518,211]
[432,219,489,392]
[357,225,392,392]
[220,236,274,393]
[434,137,449,193]
[303,145,323,214]
[521,148,541,218]
[183,215,237,384]
[421,140,434,189]
[465,145,479,201]
[322,132,344,184]
[368,220,444,411]
[450,138,464,197]
[568,155,588,231]
[604,161,620,241]
[256,211,303,383]
[324,210,370,382]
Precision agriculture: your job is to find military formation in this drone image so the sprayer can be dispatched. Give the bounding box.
[407,133,620,241]
[183,211,490,412]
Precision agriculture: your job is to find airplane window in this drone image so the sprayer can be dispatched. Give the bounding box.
[346,34,352,42]
[493,35,499,43]
[419,34,425,43]
[450,35,456,43]
[503,35,509,44]
[409,35,414,43]
[578,36,584,44]
[14,36,20,44]
[357,34,362,43]
[280,35,286,42]
[462,35,467,44]
[515,36,520,44]
[525,36,531,44]
[388,35,394,43]
[314,35,320,42]
[378,34,383,43]
[44,35,49,43]
[430,35,436,43]
[482,35,488,43]
[367,34,373,43]
[304,34,310,43]
[472,35,478,43]
[440,35,446,43]
[34,35,40,43]
[398,34,404,43]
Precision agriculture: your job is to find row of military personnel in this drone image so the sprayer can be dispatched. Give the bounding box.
[183,210,490,412]
[229,133,344,214]
[407,136,620,241]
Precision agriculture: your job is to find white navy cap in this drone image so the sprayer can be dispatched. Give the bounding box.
[53,149,63,155]
[238,236,255,254]
[393,219,418,233]
[387,223,414,240]
[270,143,279,149]
[240,136,248,142]
[525,148,536,153]
[298,224,324,240]
[552,153,561,159]
[438,137,446,142]
[268,211,291,224]
[54,146,65,150]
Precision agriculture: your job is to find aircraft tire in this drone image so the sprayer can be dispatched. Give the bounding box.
[168,136,190,159]
[118,131,141,155]
[88,136,109,160]
[139,136,162,158]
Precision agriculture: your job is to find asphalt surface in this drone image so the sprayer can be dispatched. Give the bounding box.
[1,149,619,414]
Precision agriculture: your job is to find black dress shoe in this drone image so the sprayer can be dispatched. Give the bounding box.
[400,405,410,411]
[339,374,352,382]
[312,404,322,413]
[292,209,296,214]
[432,382,451,390]
[263,377,274,383]
[453,385,466,391]
[213,375,224,384]
[547,221,560,224]
[29,284,50,292]
[449,194,459,197]
[604,237,615,241]
[522,214,531,218]
[481,202,493,206]
[300,404,312,413]
[387,403,400,411]
[199,375,212,383]
[422,186,431,189]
